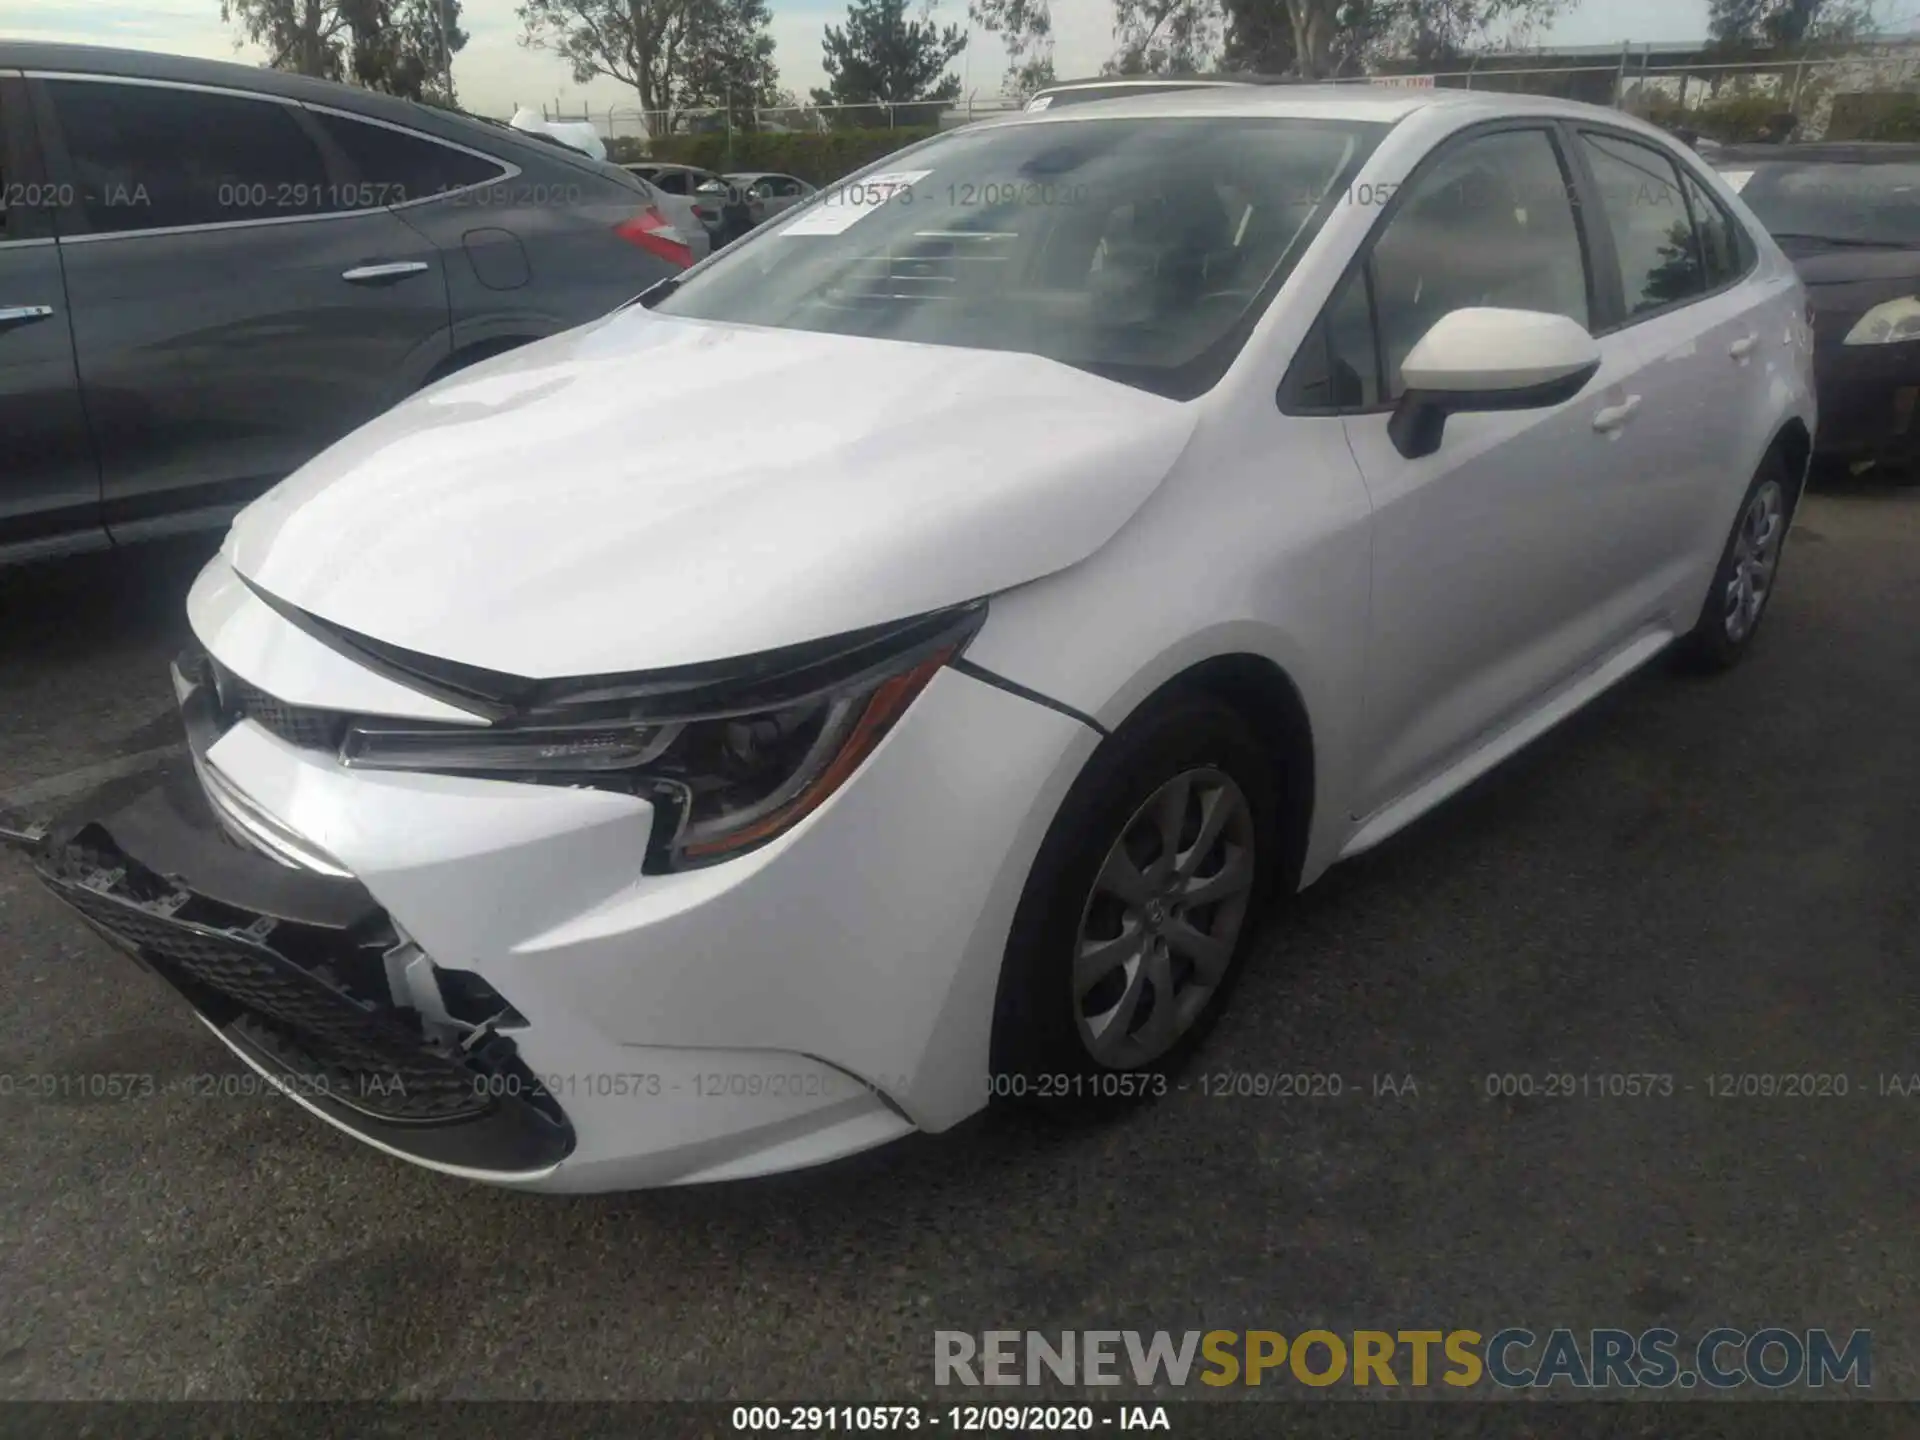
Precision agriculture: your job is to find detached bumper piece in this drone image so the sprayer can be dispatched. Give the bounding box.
[31,768,575,1175]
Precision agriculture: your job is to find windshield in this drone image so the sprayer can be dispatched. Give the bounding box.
[1725,159,1920,246]
[653,116,1385,398]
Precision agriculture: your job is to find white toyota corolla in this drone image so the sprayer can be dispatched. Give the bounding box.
[29,86,1814,1192]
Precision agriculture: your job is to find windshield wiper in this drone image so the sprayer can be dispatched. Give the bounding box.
[1770,231,1907,249]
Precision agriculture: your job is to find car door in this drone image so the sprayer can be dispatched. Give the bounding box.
[31,72,456,541]
[1568,127,1762,617]
[0,72,101,558]
[294,105,537,354]
[1333,123,1659,820]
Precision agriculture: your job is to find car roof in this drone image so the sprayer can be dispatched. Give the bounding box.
[1712,141,1920,164]
[1033,75,1274,94]
[0,39,633,181]
[977,81,1653,128]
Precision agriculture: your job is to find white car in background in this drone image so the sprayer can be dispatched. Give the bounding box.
[29,86,1813,1192]
[724,171,818,224]
[622,163,729,257]
[508,107,607,160]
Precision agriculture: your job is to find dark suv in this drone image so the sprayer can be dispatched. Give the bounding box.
[0,43,690,565]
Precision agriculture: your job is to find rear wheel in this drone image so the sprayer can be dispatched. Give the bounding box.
[1679,451,1796,672]
[421,337,530,390]
[990,695,1282,1109]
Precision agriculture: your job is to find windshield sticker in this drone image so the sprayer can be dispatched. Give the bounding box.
[781,170,932,235]
[1720,169,1755,193]
[1027,95,1053,111]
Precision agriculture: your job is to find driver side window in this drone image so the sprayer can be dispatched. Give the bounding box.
[1368,128,1591,398]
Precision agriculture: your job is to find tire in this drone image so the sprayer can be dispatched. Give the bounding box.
[989,693,1283,1111]
[1678,450,1798,673]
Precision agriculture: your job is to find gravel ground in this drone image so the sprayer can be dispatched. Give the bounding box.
[0,483,1916,1406]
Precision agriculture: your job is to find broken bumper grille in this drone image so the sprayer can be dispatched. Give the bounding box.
[45,854,487,1124]
[25,758,575,1174]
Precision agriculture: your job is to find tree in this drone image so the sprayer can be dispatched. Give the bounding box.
[1008,52,1058,93]
[1293,0,1565,77]
[813,0,969,112]
[221,0,466,98]
[1707,0,1877,51]
[351,0,468,101]
[1221,0,1295,75]
[678,0,781,118]
[1092,0,1562,83]
[518,0,779,117]
[1107,0,1223,73]
[222,0,350,77]
[969,0,1054,95]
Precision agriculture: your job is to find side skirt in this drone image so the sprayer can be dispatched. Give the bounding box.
[1338,627,1676,862]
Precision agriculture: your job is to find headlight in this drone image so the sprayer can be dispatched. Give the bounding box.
[340,602,985,870]
[1842,296,1920,346]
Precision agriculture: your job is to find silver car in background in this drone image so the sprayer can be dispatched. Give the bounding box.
[724,172,818,226]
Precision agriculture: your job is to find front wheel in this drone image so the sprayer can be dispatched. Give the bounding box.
[1678,452,1796,672]
[990,695,1282,1109]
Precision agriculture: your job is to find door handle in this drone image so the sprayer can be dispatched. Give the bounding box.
[1592,395,1642,433]
[341,261,430,284]
[1729,333,1758,360]
[0,304,56,330]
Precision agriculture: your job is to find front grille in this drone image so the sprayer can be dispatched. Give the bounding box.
[217,667,347,752]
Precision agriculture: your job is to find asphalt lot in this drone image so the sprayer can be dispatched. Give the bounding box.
[1,481,1917,1405]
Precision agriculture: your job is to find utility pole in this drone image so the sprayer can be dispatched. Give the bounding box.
[437,0,454,102]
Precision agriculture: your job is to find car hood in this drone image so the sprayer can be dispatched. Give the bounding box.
[1782,242,1920,287]
[226,310,1198,679]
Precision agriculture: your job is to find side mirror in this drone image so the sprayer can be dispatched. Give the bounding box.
[1387,307,1602,460]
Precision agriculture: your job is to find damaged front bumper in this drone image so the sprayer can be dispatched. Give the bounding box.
[11,577,1098,1189]
[12,658,577,1180]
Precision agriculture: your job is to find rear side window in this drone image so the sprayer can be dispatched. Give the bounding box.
[653,170,689,195]
[1681,169,1748,289]
[1579,131,1706,317]
[47,78,330,234]
[307,111,504,203]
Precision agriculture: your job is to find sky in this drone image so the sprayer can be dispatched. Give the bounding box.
[6,0,1914,122]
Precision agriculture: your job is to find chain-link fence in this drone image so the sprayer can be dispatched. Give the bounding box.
[1352,37,1920,141]
[536,36,1919,152]
[540,95,1025,143]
